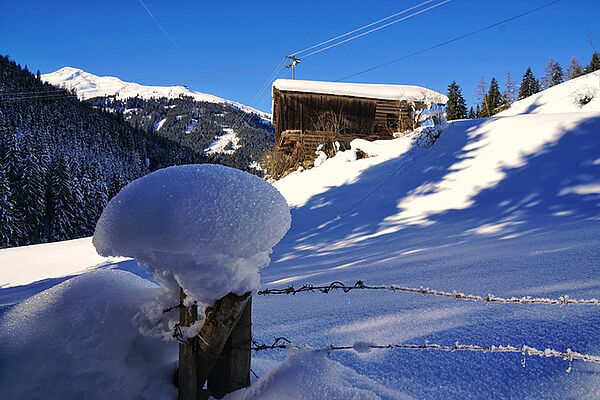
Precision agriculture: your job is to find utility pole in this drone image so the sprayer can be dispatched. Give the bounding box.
[285,55,300,79]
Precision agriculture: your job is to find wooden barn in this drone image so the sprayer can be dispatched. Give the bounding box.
[272,79,447,151]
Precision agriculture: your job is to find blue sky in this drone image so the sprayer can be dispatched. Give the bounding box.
[1,0,599,112]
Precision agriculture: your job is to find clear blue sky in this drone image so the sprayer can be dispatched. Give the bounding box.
[1,0,599,112]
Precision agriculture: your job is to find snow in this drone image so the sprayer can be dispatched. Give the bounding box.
[273,79,448,105]
[0,237,126,288]
[273,135,415,207]
[0,270,176,399]
[185,119,198,134]
[42,67,270,120]
[154,117,167,131]
[500,70,600,116]
[204,128,242,155]
[2,72,600,399]
[225,346,409,400]
[93,164,290,304]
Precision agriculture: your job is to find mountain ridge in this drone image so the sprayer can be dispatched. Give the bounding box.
[42,67,271,120]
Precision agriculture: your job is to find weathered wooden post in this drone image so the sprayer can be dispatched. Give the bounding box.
[178,290,252,399]
[92,164,290,400]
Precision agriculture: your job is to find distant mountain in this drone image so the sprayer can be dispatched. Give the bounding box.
[42,67,270,120]
[43,67,274,173]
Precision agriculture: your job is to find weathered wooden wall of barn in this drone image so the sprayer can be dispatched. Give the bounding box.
[273,89,377,142]
[272,88,424,150]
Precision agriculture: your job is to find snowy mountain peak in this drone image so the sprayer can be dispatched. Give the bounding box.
[42,67,270,119]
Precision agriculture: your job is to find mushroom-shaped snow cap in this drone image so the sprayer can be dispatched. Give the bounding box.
[93,164,291,262]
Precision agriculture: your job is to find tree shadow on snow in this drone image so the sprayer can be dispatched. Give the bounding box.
[266,115,600,284]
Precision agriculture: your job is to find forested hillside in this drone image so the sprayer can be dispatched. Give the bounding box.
[85,95,274,173]
[0,54,203,248]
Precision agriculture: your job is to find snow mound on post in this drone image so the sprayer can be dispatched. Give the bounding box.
[93,164,291,304]
[0,270,176,399]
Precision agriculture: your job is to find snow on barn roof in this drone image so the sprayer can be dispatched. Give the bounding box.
[273,79,448,105]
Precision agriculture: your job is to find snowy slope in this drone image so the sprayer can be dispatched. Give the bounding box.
[42,67,270,119]
[2,72,600,399]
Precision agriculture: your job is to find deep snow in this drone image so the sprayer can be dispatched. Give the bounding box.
[1,71,600,399]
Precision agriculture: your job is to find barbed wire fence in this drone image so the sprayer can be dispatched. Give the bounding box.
[257,280,600,306]
[166,279,600,378]
[245,337,600,373]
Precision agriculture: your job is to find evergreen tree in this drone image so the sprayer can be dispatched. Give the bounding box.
[475,104,481,118]
[445,81,467,120]
[21,148,46,243]
[0,167,22,248]
[518,68,541,100]
[566,57,584,79]
[584,52,600,74]
[468,107,476,119]
[479,78,502,118]
[50,155,76,240]
[542,58,564,89]
[108,173,125,200]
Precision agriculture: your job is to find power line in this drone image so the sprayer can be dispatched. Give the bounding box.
[137,0,187,61]
[301,0,451,59]
[289,0,438,57]
[337,0,563,81]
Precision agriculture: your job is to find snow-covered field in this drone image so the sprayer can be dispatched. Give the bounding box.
[1,72,600,399]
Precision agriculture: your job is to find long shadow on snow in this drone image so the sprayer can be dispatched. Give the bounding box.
[266,115,600,285]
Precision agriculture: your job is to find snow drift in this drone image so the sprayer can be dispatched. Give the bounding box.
[0,270,176,400]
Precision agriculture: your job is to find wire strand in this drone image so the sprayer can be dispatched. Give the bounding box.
[302,0,451,59]
[337,0,563,81]
[258,280,600,306]
[290,0,438,57]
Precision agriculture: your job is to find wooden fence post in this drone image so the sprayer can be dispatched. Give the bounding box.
[178,288,252,400]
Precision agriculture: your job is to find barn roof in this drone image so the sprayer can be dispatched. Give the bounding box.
[273,79,448,105]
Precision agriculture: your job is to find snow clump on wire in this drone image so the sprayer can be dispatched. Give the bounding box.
[93,164,291,305]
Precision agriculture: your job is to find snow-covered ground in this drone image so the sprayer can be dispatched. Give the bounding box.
[2,72,600,399]
[42,67,270,119]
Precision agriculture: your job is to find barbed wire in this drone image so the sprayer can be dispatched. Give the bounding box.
[257,280,600,306]
[248,337,600,372]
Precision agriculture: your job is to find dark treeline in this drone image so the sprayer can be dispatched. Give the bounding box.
[85,95,274,174]
[0,54,205,248]
[446,51,600,120]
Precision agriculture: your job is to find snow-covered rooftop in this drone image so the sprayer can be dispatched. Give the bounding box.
[273,79,448,105]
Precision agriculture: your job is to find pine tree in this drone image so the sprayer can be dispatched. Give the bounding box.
[484,78,502,116]
[108,173,125,200]
[445,81,467,120]
[468,107,476,119]
[584,52,600,74]
[542,58,564,89]
[0,167,22,248]
[50,155,76,241]
[518,68,541,100]
[566,57,584,79]
[21,149,46,243]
